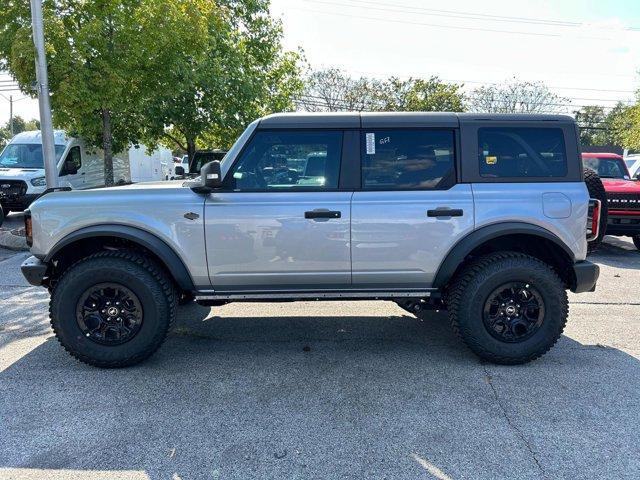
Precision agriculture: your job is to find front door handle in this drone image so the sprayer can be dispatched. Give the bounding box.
[305,210,341,219]
[427,208,464,218]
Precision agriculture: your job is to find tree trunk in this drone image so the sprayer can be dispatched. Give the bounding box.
[187,138,197,173]
[102,109,114,186]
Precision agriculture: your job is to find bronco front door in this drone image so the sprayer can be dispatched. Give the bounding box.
[204,130,352,293]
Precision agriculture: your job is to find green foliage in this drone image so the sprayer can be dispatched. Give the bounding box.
[0,115,39,151]
[0,0,302,183]
[610,94,640,150]
[377,77,465,112]
[575,104,628,147]
[142,1,303,157]
[299,68,465,113]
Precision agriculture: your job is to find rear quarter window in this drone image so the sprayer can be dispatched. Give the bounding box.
[479,127,567,178]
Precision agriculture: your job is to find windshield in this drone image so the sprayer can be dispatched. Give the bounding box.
[0,143,66,169]
[583,157,630,179]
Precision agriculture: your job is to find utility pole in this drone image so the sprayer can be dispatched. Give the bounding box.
[9,95,13,136]
[29,0,58,188]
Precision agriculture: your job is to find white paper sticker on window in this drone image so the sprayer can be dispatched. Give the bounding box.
[366,133,376,154]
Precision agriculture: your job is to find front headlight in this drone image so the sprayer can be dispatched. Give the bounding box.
[30,177,46,187]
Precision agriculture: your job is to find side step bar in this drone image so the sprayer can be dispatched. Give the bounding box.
[195,289,438,302]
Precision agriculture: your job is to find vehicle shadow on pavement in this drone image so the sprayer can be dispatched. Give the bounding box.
[591,236,640,270]
[2,301,639,479]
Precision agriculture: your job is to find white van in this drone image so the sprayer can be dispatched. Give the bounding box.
[0,130,130,212]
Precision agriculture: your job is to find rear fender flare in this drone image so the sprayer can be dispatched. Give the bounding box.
[432,222,576,289]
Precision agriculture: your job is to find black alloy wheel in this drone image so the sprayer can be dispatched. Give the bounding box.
[76,283,144,345]
[482,282,545,343]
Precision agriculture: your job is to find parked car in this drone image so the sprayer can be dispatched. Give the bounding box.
[583,152,640,249]
[168,155,189,180]
[21,112,600,368]
[189,149,227,175]
[625,154,640,179]
[0,130,131,213]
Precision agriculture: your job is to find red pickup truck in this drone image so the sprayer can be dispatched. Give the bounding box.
[583,152,640,250]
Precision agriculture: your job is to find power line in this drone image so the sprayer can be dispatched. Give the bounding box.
[326,65,638,85]
[290,6,569,39]
[292,3,615,40]
[302,0,640,31]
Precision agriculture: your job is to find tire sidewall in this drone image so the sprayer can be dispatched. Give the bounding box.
[457,260,566,359]
[51,257,171,364]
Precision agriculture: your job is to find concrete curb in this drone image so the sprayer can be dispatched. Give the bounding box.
[0,230,28,251]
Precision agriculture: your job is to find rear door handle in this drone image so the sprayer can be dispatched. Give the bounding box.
[427,208,464,217]
[305,210,341,219]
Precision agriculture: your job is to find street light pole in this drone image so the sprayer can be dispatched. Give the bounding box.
[29,0,58,188]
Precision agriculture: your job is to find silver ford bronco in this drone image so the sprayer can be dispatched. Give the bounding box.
[21,112,600,367]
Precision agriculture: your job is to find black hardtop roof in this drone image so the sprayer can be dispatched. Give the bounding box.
[257,112,576,129]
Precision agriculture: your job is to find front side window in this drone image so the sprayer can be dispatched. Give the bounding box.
[479,127,567,178]
[229,131,343,190]
[65,146,82,170]
[362,129,455,190]
[0,143,65,169]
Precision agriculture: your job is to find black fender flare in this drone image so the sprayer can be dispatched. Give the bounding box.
[44,224,195,291]
[432,222,576,289]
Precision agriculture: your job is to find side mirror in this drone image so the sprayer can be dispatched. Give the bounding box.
[201,161,223,189]
[174,165,185,177]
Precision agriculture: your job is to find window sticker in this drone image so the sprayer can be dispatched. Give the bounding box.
[379,136,390,145]
[485,156,497,165]
[366,133,376,154]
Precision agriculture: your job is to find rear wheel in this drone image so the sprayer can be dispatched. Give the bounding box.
[50,250,177,368]
[584,167,608,254]
[447,252,568,364]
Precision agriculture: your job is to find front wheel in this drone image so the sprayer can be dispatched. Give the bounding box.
[447,252,568,364]
[50,250,177,368]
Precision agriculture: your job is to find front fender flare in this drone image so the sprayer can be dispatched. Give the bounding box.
[44,224,195,291]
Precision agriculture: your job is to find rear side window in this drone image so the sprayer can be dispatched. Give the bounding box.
[479,128,567,178]
[362,129,455,190]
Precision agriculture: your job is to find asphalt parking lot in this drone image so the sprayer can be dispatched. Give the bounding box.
[1,237,639,480]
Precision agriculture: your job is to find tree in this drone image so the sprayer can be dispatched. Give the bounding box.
[1,1,197,184]
[298,68,383,112]
[1,1,300,184]
[574,104,629,147]
[378,77,465,112]
[142,1,303,159]
[575,106,608,146]
[298,68,465,112]
[0,115,39,150]
[468,80,569,114]
[608,90,640,150]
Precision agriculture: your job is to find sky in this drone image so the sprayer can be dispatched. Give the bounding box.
[1,0,639,125]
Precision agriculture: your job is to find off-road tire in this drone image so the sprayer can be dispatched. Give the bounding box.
[50,250,177,368]
[584,167,608,254]
[633,234,640,251]
[447,252,568,365]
